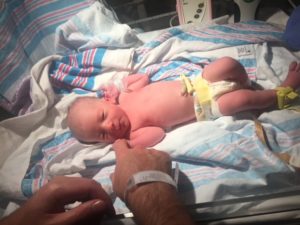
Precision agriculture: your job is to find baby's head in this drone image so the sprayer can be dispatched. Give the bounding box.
[67,96,131,144]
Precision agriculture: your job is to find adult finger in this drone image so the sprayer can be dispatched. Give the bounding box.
[113,139,130,161]
[53,199,107,225]
[45,177,115,215]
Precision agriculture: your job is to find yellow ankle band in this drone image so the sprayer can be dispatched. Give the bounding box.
[275,86,299,109]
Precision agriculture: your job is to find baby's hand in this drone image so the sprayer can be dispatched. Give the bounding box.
[102,85,120,104]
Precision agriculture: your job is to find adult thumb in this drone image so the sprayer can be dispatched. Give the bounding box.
[55,199,107,225]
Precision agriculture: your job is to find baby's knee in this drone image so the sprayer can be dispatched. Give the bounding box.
[218,57,243,70]
[203,57,246,82]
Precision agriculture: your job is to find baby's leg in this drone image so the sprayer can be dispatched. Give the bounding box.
[217,89,276,115]
[216,61,300,115]
[202,56,249,86]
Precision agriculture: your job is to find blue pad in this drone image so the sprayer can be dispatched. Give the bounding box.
[283,6,300,50]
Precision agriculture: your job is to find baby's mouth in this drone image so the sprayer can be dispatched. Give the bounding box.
[112,121,125,137]
[115,119,130,138]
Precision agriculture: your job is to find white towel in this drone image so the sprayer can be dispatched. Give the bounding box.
[55,1,143,53]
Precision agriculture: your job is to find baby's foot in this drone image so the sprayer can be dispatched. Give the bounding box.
[281,61,300,89]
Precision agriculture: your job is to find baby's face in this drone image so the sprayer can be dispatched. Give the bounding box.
[72,99,130,144]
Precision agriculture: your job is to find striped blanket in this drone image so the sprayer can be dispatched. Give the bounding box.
[0,0,95,114]
[49,21,283,94]
[1,2,300,216]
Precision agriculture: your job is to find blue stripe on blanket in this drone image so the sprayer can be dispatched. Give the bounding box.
[50,48,106,93]
[172,28,256,46]
[21,179,34,197]
[42,132,73,149]
[143,40,163,49]
[209,23,283,40]
[171,25,270,45]
[238,58,256,68]
[144,61,203,81]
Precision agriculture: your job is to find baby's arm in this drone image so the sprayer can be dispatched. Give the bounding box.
[129,127,166,147]
[123,74,150,92]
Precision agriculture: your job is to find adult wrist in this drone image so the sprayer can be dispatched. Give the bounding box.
[123,170,177,204]
[126,181,177,212]
[126,182,190,225]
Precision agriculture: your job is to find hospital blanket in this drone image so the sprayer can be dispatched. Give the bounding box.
[0,0,95,114]
[49,20,283,94]
[1,2,300,216]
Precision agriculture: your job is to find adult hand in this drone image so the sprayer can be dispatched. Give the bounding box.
[111,140,195,225]
[111,139,172,201]
[0,176,115,225]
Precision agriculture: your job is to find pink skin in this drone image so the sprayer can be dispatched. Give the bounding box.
[68,57,300,147]
[68,99,131,143]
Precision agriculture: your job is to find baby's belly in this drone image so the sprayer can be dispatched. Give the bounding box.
[156,108,195,128]
[122,80,196,128]
[145,95,196,128]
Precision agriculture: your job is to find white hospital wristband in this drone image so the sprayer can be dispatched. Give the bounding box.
[124,170,177,204]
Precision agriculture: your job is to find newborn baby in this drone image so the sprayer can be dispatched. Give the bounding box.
[67,57,300,147]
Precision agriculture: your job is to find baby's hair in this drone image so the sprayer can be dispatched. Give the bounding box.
[67,96,100,139]
[67,96,98,113]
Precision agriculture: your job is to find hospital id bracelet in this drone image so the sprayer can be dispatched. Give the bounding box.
[124,170,178,204]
